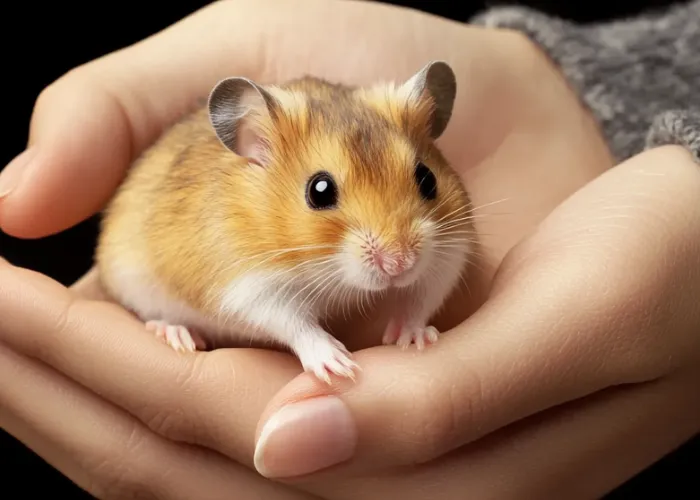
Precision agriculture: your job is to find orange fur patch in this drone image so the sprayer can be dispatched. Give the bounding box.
[96,76,471,315]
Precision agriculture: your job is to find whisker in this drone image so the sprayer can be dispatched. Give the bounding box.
[467,197,511,213]
[208,244,339,283]
[433,236,480,244]
[268,261,337,306]
[205,255,339,322]
[432,203,473,224]
[433,213,502,230]
[433,229,478,238]
[301,268,345,314]
[425,191,462,219]
[433,239,478,247]
[435,213,504,226]
[289,263,341,308]
[233,244,340,276]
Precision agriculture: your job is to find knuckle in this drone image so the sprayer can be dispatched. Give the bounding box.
[32,65,85,114]
[29,65,93,146]
[83,427,159,499]
[404,371,475,463]
[31,80,57,116]
[140,356,212,444]
[86,467,158,500]
[141,406,190,442]
[19,290,78,362]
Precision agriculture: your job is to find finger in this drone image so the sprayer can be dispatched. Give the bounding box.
[430,371,699,500]
[305,368,700,500]
[0,0,269,238]
[0,259,301,469]
[0,0,442,239]
[252,145,700,477]
[0,344,312,500]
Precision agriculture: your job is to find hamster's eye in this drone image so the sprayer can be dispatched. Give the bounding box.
[414,161,437,201]
[306,171,338,210]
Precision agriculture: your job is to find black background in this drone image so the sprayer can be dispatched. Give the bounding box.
[0,0,696,497]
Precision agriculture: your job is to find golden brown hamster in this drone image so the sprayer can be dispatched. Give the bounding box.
[96,61,474,383]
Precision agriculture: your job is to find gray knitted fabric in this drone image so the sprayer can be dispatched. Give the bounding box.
[472,1,700,163]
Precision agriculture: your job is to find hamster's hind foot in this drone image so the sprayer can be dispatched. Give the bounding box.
[382,318,439,350]
[294,331,359,384]
[146,320,206,352]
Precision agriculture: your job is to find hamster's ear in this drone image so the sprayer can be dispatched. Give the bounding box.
[208,77,279,166]
[399,61,457,139]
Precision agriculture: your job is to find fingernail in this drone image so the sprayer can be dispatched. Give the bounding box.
[254,396,357,478]
[0,148,36,198]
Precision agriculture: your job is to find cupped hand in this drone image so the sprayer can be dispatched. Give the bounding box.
[3,147,700,499]
[4,145,698,499]
[0,258,317,500]
[253,144,700,497]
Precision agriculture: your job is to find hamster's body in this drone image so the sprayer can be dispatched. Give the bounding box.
[96,62,474,382]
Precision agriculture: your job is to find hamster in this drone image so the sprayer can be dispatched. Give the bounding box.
[95,61,474,383]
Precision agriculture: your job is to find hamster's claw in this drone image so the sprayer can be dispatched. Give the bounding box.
[297,335,359,384]
[400,325,439,350]
[381,317,402,345]
[383,320,439,351]
[146,320,205,353]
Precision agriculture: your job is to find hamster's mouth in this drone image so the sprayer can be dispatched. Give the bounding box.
[381,268,422,289]
[388,274,418,289]
[338,248,426,292]
[348,272,417,292]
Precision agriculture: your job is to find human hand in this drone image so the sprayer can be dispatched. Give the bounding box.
[0,0,627,498]
[3,146,699,500]
[251,144,700,498]
[0,259,318,500]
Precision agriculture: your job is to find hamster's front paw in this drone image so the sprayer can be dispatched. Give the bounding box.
[295,332,359,384]
[146,320,206,352]
[382,317,439,350]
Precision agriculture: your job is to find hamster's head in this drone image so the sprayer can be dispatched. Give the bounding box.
[208,61,472,294]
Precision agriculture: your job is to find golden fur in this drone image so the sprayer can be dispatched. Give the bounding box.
[96,76,471,317]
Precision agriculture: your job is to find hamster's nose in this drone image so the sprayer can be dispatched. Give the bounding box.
[372,248,416,277]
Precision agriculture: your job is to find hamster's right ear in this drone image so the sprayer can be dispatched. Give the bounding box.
[208,77,280,166]
[399,61,457,139]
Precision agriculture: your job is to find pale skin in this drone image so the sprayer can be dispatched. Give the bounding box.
[1,0,699,499]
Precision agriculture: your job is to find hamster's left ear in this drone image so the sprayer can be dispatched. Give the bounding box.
[208,77,280,166]
[399,60,457,139]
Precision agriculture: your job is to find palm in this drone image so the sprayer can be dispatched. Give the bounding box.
[67,4,612,350]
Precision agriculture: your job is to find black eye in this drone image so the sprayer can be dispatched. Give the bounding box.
[306,171,338,210]
[414,162,437,201]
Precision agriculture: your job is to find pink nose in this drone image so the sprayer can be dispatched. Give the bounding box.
[373,250,416,277]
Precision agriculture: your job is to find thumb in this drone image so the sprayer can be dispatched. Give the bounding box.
[0,73,134,238]
[0,0,263,239]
